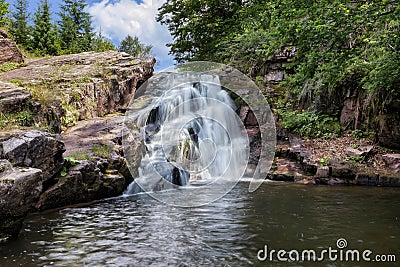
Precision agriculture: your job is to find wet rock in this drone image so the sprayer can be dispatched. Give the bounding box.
[35,171,85,211]
[70,160,98,185]
[94,173,125,198]
[0,167,43,242]
[356,173,379,186]
[316,166,330,178]
[296,178,316,185]
[268,171,302,182]
[34,115,144,211]
[0,130,65,179]
[315,177,354,185]
[382,154,400,173]
[331,164,356,179]
[379,175,400,187]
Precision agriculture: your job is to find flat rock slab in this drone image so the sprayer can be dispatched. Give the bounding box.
[62,115,126,156]
[0,82,32,113]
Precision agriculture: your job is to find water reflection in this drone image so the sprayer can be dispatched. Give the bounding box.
[0,183,399,266]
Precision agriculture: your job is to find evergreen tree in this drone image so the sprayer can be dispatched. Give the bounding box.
[118,35,152,57]
[31,0,59,56]
[58,0,94,54]
[91,31,116,52]
[0,0,9,28]
[10,0,30,47]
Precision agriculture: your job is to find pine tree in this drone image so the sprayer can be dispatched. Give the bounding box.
[31,0,59,56]
[91,30,116,52]
[10,0,30,47]
[0,0,9,28]
[58,0,94,54]
[118,35,152,57]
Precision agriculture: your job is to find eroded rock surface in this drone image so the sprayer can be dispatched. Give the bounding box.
[0,167,43,242]
[0,130,65,178]
[36,115,144,210]
[0,30,24,65]
[1,51,155,132]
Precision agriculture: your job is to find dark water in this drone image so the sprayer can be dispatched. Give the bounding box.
[1,182,399,266]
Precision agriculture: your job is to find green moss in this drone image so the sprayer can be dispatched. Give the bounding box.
[92,144,112,158]
[0,62,27,72]
[9,79,23,87]
[61,101,79,128]
[60,65,71,72]
[69,151,91,161]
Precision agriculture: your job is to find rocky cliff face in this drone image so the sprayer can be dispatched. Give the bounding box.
[255,49,400,149]
[0,51,154,242]
[0,29,24,65]
[1,51,155,132]
[0,130,63,241]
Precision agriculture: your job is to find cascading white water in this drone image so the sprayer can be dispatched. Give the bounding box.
[125,72,249,194]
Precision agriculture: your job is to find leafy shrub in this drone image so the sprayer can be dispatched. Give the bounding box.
[0,62,26,72]
[279,110,340,138]
[0,110,34,128]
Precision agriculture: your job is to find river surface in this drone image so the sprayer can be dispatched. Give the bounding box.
[0,182,399,266]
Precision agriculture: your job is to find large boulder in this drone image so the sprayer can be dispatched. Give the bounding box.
[0,29,24,65]
[0,130,65,179]
[36,115,144,211]
[0,167,43,242]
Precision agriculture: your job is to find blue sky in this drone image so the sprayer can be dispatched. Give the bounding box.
[7,0,174,70]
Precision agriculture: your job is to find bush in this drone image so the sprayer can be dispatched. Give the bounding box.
[279,110,340,138]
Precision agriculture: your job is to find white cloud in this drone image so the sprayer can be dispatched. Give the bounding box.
[87,0,174,69]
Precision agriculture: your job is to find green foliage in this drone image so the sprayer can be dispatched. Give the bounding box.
[61,100,79,127]
[58,0,94,54]
[118,35,152,57]
[61,155,81,177]
[278,110,340,138]
[64,156,80,165]
[31,0,60,56]
[91,31,116,52]
[0,0,9,27]
[92,144,112,158]
[68,152,91,161]
[0,110,34,129]
[0,62,26,72]
[319,157,331,166]
[157,0,242,62]
[9,0,30,48]
[352,129,376,140]
[158,1,400,136]
[348,155,366,169]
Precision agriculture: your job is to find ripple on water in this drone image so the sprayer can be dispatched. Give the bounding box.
[0,183,399,266]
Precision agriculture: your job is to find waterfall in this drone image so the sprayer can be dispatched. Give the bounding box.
[124,72,249,195]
